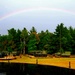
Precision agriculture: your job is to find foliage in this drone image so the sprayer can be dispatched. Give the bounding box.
[0,23,75,54]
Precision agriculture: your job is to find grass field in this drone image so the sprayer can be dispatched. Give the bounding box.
[0,55,75,70]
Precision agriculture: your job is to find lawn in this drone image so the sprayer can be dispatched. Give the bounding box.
[0,55,75,69]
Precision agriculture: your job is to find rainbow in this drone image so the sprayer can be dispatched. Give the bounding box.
[0,7,75,21]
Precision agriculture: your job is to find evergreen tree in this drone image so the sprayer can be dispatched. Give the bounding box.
[20,28,28,54]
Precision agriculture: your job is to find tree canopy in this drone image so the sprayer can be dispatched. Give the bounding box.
[0,23,75,54]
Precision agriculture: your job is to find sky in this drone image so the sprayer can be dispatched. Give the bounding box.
[0,0,75,35]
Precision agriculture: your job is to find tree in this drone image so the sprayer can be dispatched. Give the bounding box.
[38,30,52,53]
[7,28,17,53]
[0,35,8,52]
[30,27,37,33]
[28,27,39,52]
[69,26,75,54]
[20,28,28,54]
[54,23,71,54]
[16,29,22,52]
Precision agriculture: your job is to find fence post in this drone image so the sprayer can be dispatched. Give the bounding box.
[69,61,71,69]
[36,58,38,64]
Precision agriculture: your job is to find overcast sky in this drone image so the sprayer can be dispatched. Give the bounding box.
[0,0,75,35]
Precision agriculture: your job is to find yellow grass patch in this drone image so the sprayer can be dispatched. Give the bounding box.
[0,55,75,70]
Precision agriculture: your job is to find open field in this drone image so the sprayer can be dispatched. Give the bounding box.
[0,55,75,70]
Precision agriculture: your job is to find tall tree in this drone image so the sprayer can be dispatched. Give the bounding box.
[20,28,28,54]
[16,29,21,52]
[0,35,8,52]
[38,30,52,53]
[69,26,75,54]
[54,23,71,53]
[28,27,39,52]
[7,28,17,53]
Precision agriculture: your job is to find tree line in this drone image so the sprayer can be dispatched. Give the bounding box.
[0,23,75,54]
